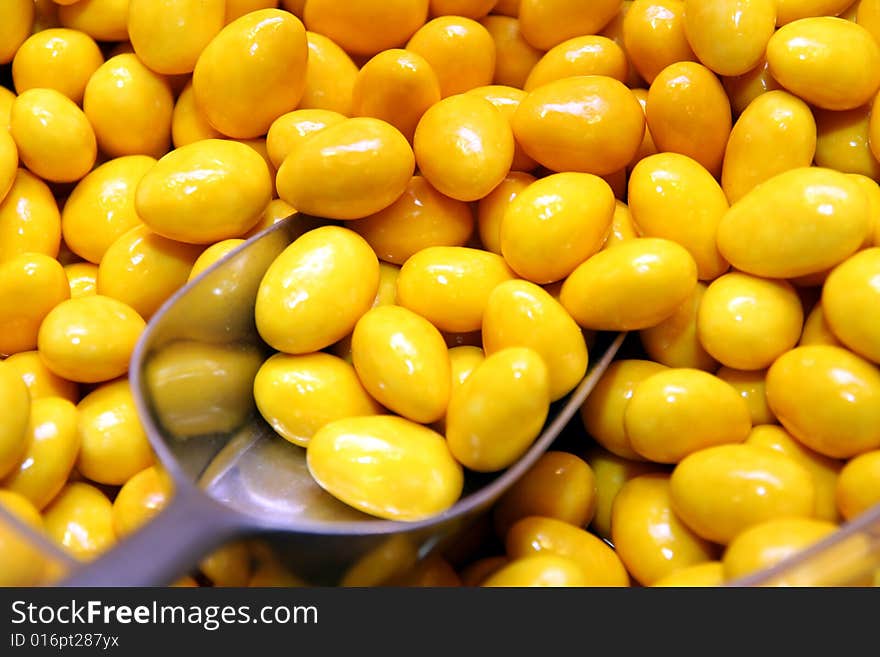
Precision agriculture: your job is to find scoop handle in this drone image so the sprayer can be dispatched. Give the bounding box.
[59,488,243,587]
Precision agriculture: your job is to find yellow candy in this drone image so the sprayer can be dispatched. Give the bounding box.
[767,17,880,111]
[639,282,718,371]
[722,58,782,115]
[815,105,880,179]
[199,542,251,587]
[352,305,450,424]
[652,561,725,587]
[193,9,308,139]
[446,347,550,472]
[256,226,379,354]
[37,296,145,384]
[493,451,597,537]
[647,61,731,176]
[61,155,154,264]
[493,0,521,16]
[10,88,95,183]
[823,248,880,363]
[2,397,79,510]
[505,516,630,586]
[628,152,729,280]
[0,130,15,206]
[583,446,663,539]
[43,482,116,561]
[746,424,842,523]
[848,174,880,247]
[245,199,310,240]
[625,368,752,463]
[430,342,482,434]
[777,0,861,25]
[683,0,776,77]
[58,0,128,41]
[766,345,880,458]
[560,237,698,331]
[721,90,817,204]
[225,0,279,21]
[800,302,844,348]
[32,0,60,27]
[859,0,880,43]
[64,262,98,299]
[112,466,172,538]
[2,351,78,403]
[716,368,775,427]
[144,341,263,438]
[622,0,695,84]
[836,450,880,520]
[300,31,358,116]
[723,517,837,580]
[430,0,496,18]
[0,361,30,479]
[11,28,102,103]
[97,226,201,320]
[670,444,817,544]
[407,17,496,98]
[482,555,588,587]
[277,117,414,219]
[265,108,346,170]
[0,0,34,64]
[307,415,463,521]
[464,85,538,172]
[479,15,542,90]
[397,246,514,333]
[76,379,153,486]
[83,54,173,158]
[186,239,244,283]
[518,0,622,50]
[501,172,615,284]
[483,279,589,401]
[352,176,473,265]
[447,345,484,389]
[512,75,645,176]
[0,253,69,356]
[581,360,666,461]
[371,263,399,309]
[304,0,429,57]
[248,561,307,588]
[0,168,61,264]
[698,272,804,370]
[0,490,47,586]
[136,139,272,244]
[460,555,509,586]
[414,94,513,203]
[128,0,224,75]
[0,88,15,133]
[351,49,441,144]
[717,167,871,278]
[525,35,627,91]
[612,474,717,585]
[170,82,222,148]
[254,352,381,448]
[339,535,419,586]
[389,555,462,587]
[477,172,534,255]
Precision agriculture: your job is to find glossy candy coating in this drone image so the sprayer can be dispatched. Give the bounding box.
[193,9,308,139]
[256,226,379,354]
[307,415,463,522]
[277,117,414,219]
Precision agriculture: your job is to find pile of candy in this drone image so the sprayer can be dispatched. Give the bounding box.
[0,0,879,587]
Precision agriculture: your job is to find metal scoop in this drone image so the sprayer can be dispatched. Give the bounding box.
[60,216,625,587]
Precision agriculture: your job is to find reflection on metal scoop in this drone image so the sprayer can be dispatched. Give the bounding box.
[60,215,625,587]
